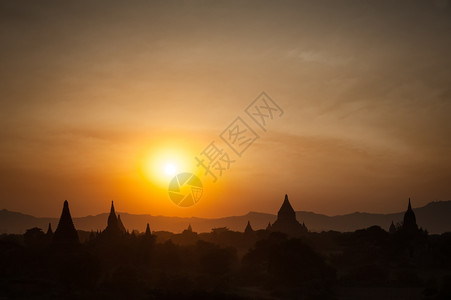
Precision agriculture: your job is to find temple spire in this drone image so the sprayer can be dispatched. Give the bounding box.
[53,200,79,244]
[278,194,296,220]
[107,201,118,228]
[102,200,126,237]
[46,222,53,235]
[271,194,308,236]
[284,194,289,205]
[402,197,418,234]
[244,220,254,234]
[145,223,151,236]
[389,220,396,233]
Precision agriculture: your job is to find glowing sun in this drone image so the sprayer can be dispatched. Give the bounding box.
[137,136,206,189]
[139,144,196,187]
[163,162,177,176]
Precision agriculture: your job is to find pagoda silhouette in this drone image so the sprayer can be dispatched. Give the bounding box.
[389,221,396,233]
[46,222,53,236]
[101,201,126,238]
[53,200,79,244]
[402,198,419,235]
[270,194,308,236]
[244,221,254,235]
[145,223,151,236]
[181,224,197,236]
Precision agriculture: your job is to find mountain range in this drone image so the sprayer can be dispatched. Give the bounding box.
[1,201,450,235]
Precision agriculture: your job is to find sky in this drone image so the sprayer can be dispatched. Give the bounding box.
[1,0,450,218]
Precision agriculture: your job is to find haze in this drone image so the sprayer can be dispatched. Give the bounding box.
[1,0,450,218]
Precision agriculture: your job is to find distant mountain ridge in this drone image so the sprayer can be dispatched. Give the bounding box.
[1,201,450,234]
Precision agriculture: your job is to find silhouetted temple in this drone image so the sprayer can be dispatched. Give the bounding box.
[402,198,419,234]
[145,223,151,236]
[180,224,197,243]
[244,221,254,234]
[182,224,196,235]
[108,201,118,229]
[53,200,79,244]
[46,222,53,236]
[389,221,396,233]
[270,194,308,236]
[102,201,126,237]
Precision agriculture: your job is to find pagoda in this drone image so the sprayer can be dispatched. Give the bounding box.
[244,221,254,234]
[389,221,396,233]
[102,201,126,237]
[53,200,79,244]
[46,222,53,236]
[402,198,419,234]
[145,223,151,236]
[270,194,308,236]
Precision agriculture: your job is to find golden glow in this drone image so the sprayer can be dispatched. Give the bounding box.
[143,149,190,186]
[136,135,206,189]
[127,133,229,216]
[163,163,177,176]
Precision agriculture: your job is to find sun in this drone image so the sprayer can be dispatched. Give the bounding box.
[139,143,198,187]
[163,163,177,176]
[136,137,222,209]
[137,135,207,191]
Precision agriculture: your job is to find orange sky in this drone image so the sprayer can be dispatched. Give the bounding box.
[1,0,450,218]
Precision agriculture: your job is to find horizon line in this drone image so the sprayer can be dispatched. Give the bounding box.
[2,199,449,220]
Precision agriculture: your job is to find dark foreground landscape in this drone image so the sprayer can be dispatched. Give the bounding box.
[1,195,450,300]
[2,200,451,235]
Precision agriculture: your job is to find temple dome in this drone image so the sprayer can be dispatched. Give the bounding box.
[270,194,308,236]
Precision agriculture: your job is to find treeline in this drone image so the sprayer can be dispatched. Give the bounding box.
[1,226,451,299]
